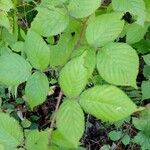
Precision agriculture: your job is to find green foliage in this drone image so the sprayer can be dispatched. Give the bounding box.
[0,53,31,86]
[68,0,100,18]
[25,130,49,150]
[59,56,88,97]
[25,71,49,109]
[0,113,23,150]
[108,131,122,141]
[79,85,137,122]
[112,0,146,25]
[24,30,50,70]
[31,7,69,37]
[97,43,139,88]
[0,0,14,12]
[0,0,150,149]
[86,12,124,47]
[133,109,150,150]
[56,99,85,147]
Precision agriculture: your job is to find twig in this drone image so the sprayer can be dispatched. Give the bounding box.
[48,90,63,144]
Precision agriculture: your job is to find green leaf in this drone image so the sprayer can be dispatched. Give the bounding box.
[108,131,122,141]
[79,85,137,122]
[143,65,150,78]
[1,28,17,46]
[0,53,31,86]
[68,0,100,18]
[71,46,96,78]
[0,0,14,12]
[51,130,76,149]
[100,145,111,150]
[11,41,24,52]
[25,130,49,150]
[24,30,50,69]
[143,54,150,66]
[0,12,10,30]
[31,7,69,37]
[97,43,139,88]
[49,34,75,67]
[133,132,150,150]
[40,0,68,7]
[141,81,150,100]
[0,113,23,150]
[86,12,124,47]
[122,134,130,146]
[56,99,85,147]
[126,23,149,44]
[25,71,49,109]
[112,0,146,25]
[145,0,150,21]
[59,56,88,97]
[133,113,150,150]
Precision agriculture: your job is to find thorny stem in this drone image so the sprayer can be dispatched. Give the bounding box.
[48,91,63,144]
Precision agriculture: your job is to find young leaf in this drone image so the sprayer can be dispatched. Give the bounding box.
[25,71,49,109]
[31,7,69,37]
[133,113,150,150]
[112,0,146,25]
[108,131,122,141]
[56,99,85,147]
[59,56,88,97]
[0,113,23,149]
[49,34,75,67]
[0,53,32,86]
[79,85,137,122]
[122,134,130,146]
[68,0,100,18]
[97,43,139,88]
[24,30,50,70]
[25,130,49,150]
[86,12,124,48]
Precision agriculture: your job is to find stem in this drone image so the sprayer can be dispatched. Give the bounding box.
[48,91,63,144]
[74,17,90,50]
[48,16,89,144]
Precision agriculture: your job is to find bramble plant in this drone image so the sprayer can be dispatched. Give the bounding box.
[0,0,150,149]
